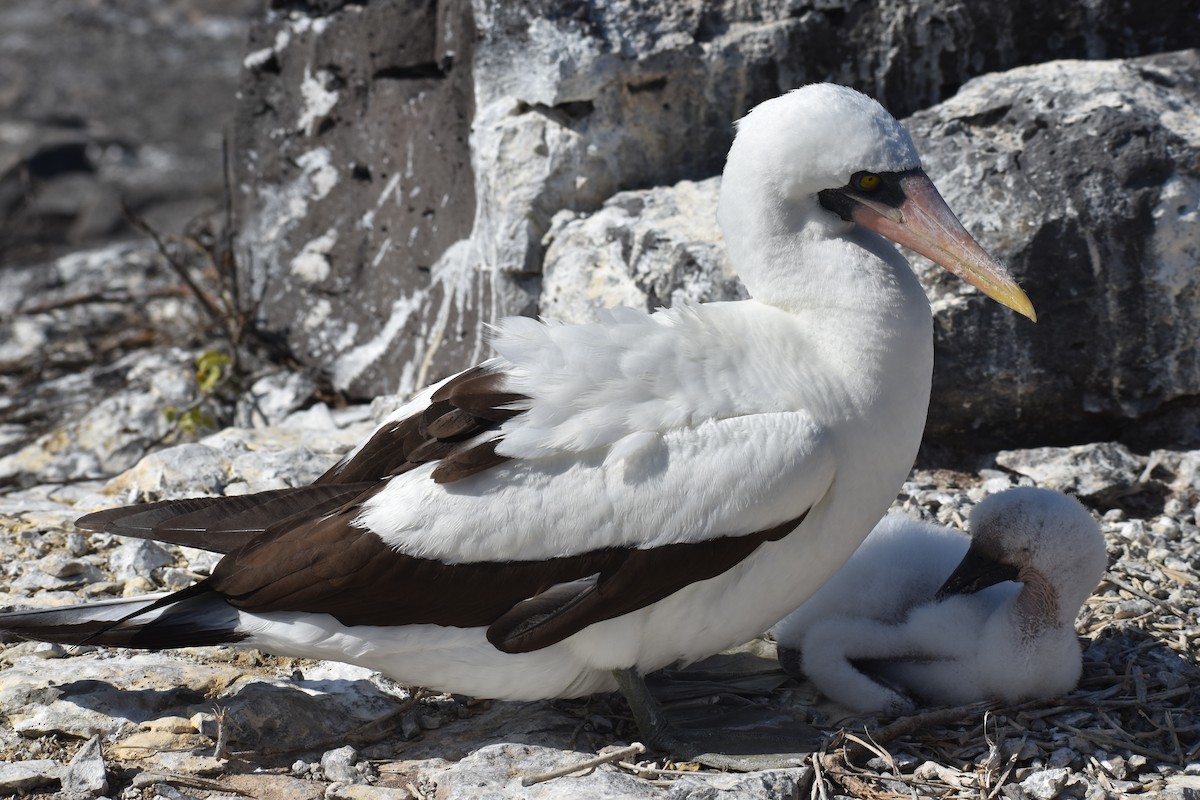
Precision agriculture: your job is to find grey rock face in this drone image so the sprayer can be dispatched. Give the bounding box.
[993,442,1149,506]
[910,50,1200,448]
[234,1,478,398]
[234,0,1200,402]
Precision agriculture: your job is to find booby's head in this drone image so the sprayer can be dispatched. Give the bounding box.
[718,83,1036,321]
[936,488,1107,613]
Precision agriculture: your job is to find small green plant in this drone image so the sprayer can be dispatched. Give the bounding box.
[162,349,236,437]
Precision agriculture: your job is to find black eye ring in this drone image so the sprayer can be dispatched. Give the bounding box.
[853,172,882,192]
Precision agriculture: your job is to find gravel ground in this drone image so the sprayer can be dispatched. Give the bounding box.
[0,407,1197,798]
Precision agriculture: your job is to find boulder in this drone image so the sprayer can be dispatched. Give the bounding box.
[909,50,1200,448]
[232,0,1200,401]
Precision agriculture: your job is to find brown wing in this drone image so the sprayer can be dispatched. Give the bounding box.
[74,485,375,554]
[317,366,526,486]
[73,365,530,554]
[207,506,808,652]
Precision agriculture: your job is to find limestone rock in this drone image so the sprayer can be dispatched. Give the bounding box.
[108,539,177,584]
[233,0,1200,401]
[433,743,651,799]
[664,768,811,799]
[0,759,61,794]
[0,0,259,265]
[1020,767,1071,800]
[327,786,415,800]
[993,442,1148,506]
[0,243,212,458]
[0,347,203,488]
[540,179,740,324]
[234,1,478,399]
[910,50,1200,448]
[322,744,366,784]
[60,736,109,800]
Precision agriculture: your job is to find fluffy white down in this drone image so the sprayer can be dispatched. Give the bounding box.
[774,488,1107,714]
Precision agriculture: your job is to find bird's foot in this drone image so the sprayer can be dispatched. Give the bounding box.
[610,665,821,770]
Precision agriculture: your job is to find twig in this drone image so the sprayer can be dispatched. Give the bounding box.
[842,702,990,758]
[125,207,225,324]
[213,706,232,761]
[136,771,251,796]
[1105,574,1189,622]
[405,781,427,800]
[519,742,645,787]
[810,747,829,800]
[617,761,701,778]
[1057,722,1175,763]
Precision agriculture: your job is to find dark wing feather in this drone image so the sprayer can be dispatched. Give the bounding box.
[0,589,245,649]
[206,505,808,652]
[316,366,527,486]
[72,365,531,553]
[74,484,375,554]
[486,511,808,653]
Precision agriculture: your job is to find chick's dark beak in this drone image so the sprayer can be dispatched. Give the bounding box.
[934,545,1021,600]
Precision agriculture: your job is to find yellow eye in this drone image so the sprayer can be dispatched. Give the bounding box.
[855,173,881,191]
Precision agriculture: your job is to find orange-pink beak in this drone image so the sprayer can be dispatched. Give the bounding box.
[847,171,1036,322]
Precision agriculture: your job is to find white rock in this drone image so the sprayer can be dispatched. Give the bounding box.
[433,743,650,799]
[995,443,1147,504]
[0,759,62,794]
[321,745,362,784]
[1020,767,1071,800]
[108,539,175,583]
[61,735,108,799]
[540,178,740,324]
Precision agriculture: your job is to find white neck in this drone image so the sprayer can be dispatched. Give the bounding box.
[718,178,929,323]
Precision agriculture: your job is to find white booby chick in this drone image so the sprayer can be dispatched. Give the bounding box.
[0,84,1034,749]
[774,488,1107,715]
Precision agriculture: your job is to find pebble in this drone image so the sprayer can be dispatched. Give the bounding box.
[108,539,175,583]
[1020,768,1070,800]
[322,745,364,784]
[61,735,108,799]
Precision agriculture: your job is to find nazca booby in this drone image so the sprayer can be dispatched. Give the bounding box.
[0,84,1035,747]
[774,488,1107,715]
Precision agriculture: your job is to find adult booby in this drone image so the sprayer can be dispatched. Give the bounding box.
[0,84,1034,747]
[774,488,1106,714]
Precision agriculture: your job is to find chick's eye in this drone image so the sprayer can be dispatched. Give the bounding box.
[854,172,882,191]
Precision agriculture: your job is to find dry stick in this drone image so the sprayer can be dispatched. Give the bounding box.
[845,702,992,757]
[137,771,251,797]
[1058,722,1175,763]
[1106,574,1190,622]
[519,742,646,787]
[213,707,233,761]
[810,746,830,800]
[1162,707,1185,765]
[617,761,703,778]
[126,208,225,325]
